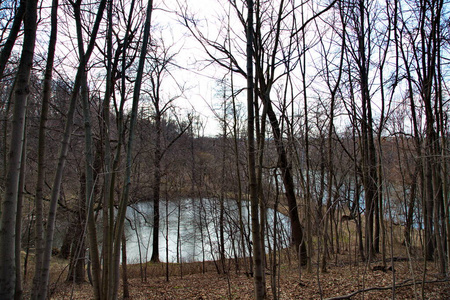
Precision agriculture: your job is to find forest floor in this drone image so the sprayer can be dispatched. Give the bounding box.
[38,247,450,299]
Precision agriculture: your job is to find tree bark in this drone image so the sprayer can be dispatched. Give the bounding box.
[356,0,378,260]
[110,1,154,298]
[67,173,87,283]
[31,0,59,294]
[0,0,25,80]
[36,0,107,298]
[0,0,37,297]
[122,232,130,298]
[101,0,114,296]
[150,111,162,263]
[15,122,27,300]
[247,0,266,298]
[260,95,307,265]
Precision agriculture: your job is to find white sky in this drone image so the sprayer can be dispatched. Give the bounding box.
[27,0,235,136]
[28,0,409,138]
[151,0,243,137]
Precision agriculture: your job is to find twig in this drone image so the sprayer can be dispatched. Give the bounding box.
[324,278,449,300]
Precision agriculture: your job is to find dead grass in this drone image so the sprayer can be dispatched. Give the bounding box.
[34,245,450,300]
[20,220,447,299]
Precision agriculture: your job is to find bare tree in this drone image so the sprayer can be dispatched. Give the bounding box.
[35,0,107,298]
[0,0,38,297]
[31,0,60,295]
[144,40,186,263]
[246,0,266,297]
[0,0,25,80]
[312,1,346,272]
[109,1,154,298]
[339,0,381,260]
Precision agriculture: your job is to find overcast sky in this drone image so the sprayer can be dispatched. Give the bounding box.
[151,0,249,137]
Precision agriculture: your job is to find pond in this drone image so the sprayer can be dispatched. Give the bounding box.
[124,198,291,264]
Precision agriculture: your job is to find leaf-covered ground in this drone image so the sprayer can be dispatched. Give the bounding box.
[48,252,449,299]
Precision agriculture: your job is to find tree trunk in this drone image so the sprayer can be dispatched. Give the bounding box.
[15,124,27,300]
[299,4,312,270]
[101,0,114,295]
[220,91,227,273]
[151,112,161,263]
[356,0,378,260]
[261,96,307,265]
[84,104,103,300]
[31,0,59,294]
[0,0,37,296]
[110,1,154,298]
[247,0,265,298]
[256,101,267,285]
[122,233,130,299]
[0,0,25,79]
[251,0,307,265]
[66,173,87,283]
[36,0,107,297]
[81,68,101,294]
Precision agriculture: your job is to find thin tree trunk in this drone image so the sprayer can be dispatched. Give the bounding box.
[31,0,59,294]
[247,0,265,297]
[320,16,345,270]
[219,89,227,273]
[299,3,312,271]
[67,173,86,283]
[81,68,102,296]
[0,0,37,296]
[37,0,107,298]
[256,103,267,285]
[436,31,449,274]
[122,233,130,299]
[103,0,135,294]
[102,0,114,296]
[432,4,446,276]
[233,93,248,275]
[151,111,161,263]
[0,0,25,80]
[356,0,378,260]
[272,169,280,300]
[15,123,27,300]
[110,1,153,298]
[261,96,307,265]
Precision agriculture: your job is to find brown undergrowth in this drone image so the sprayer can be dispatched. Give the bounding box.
[30,248,449,299]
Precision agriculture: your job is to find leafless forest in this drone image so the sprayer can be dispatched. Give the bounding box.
[0,0,449,299]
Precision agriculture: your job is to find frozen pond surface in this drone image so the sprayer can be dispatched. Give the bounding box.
[124,198,291,263]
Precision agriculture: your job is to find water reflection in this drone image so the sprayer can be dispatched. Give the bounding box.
[124,198,291,264]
